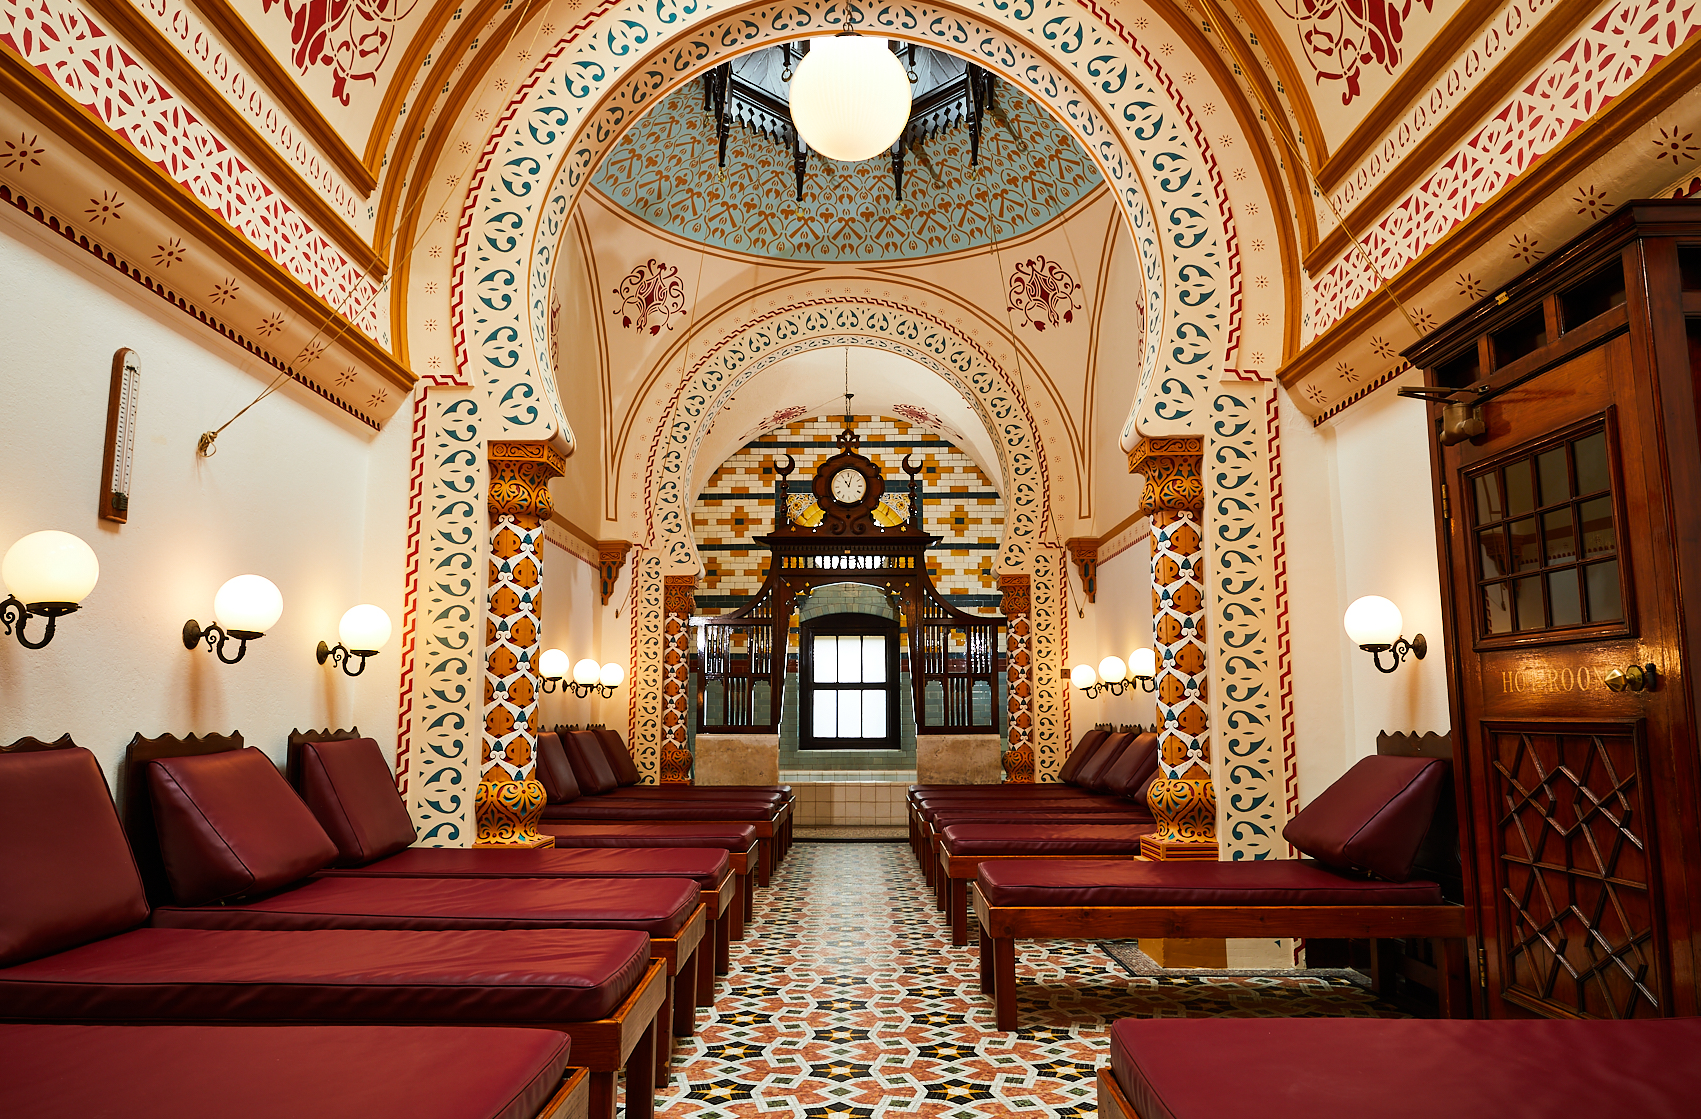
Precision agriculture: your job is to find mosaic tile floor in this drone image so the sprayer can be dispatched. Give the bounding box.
[658,843,1405,1118]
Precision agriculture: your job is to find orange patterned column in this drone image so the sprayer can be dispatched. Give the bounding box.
[661,575,697,784]
[998,573,1033,782]
[477,440,565,847]
[1128,436,1216,861]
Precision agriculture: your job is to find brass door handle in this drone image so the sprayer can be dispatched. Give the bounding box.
[1603,663,1658,692]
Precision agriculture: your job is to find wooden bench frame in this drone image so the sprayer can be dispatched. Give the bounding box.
[972,882,1472,1030]
[1096,1066,1140,1119]
[648,900,707,1077]
[561,959,668,1119]
[539,1067,591,1119]
[938,846,1139,946]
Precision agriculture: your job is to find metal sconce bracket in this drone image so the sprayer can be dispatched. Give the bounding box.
[540,676,617,698]
[1077,675,1158,700]
[183,619,260,665]
[1,597,77,650]
[317,641,376,677]
[1363,633,1427,674]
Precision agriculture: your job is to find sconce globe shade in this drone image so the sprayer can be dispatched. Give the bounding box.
[1097,656,1128,684]
[1344,595,1404,649]
[538,648,569,679]
[1070,663,1099,691]
[1129,647,1157,679]
[337,604,392,653]
[572,658,602,686]
[787,35,912,162]
[2,530,99,607]
[212,574,283,636]
[599,662,626,688]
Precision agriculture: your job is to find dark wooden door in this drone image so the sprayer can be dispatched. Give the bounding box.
[1436,291,1699,1019]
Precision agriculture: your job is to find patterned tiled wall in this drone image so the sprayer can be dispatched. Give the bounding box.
[692,414,1005,624]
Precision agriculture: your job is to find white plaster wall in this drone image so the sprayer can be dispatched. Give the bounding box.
[536,539,616,734]
[1066,540,1156,737]
[0,211,403,788]
[1278,373,1451,803]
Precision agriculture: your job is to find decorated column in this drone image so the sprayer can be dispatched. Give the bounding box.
[478,440,565,847]
[661,575,697,783]
[999,573,1033,782]
[1129,436,1216,860]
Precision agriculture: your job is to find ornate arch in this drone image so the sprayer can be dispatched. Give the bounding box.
[615,291,1071,783]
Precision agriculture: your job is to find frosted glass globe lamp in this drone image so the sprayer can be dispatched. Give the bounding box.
[1343,595,1427,673]
[537,648,570,692]
[0,529,99,649]
[316,603,394,677]
[184,574,283,665]
[1127,647,1159,692]
[787,34,912,162]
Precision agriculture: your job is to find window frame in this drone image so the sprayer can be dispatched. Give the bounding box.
[799,613,901,751]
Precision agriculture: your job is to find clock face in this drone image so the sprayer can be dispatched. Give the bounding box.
[831,467,868,505]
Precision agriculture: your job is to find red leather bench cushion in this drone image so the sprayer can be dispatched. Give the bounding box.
[917,799,1133,824]
[937,823,1151,856]
[538,823,758,851]
[909,784,1090,799]
[1100,732,1161,797]
[593,727,643,786]
[0,926,648,1024]
[535,733,581,804]
[150,876,699,937]
[1073,733,1134,792]
[1056,729,1110,783]
[565,731,621,795]
[2,1023,572,1119]
[928,810,1154,829]
[294,738,418,866]
[0,747,150,967]
[976,858,1443,907]
[317,846,732,891]
[541,800,779,822]
[604,786,789,804]
[147,750,338,905]
[1108,1017,1701,1119]
[1284,755,1449,882]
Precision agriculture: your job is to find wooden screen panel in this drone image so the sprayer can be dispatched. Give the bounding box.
[1490,723,1661,1019]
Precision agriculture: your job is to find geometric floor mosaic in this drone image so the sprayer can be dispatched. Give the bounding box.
[659,843,1405,1117]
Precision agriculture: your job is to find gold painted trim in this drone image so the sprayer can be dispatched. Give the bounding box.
[1221,0,1328,169]
[1278,32,1701,392]
[1304,0,1605,273]
[365,0,466,174]
[1079,201,1120,523]
[190,0,377,195]
[1095,509,1151,564]
[0,46,414,395]
[82,0,383,277]
[550,509,602,548]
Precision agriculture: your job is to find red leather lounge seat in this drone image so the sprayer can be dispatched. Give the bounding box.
[0,745,664,1119]
[2,1023,580,1119]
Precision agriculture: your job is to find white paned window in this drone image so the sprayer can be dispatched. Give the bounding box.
[802,622,897,749]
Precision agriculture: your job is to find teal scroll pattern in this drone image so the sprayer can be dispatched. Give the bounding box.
[452,0,1238,454]
[1206,386,1291,861]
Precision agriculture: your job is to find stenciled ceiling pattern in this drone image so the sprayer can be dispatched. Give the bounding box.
[588,78,1104,262]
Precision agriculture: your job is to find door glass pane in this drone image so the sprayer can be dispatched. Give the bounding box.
[1580,497,1615,557]
[1586,560,1623,622]
[815,637,838,683]
[1510,518,1541,570]
[924,680,944,726]
[862,636,886,682]
[1483,583,1512,635]
[861,691,886,738]
[837,691,862,737]
[813,689,837,737]
[1574,430,1610,494]
[1474,472,1503,524]
[1514,576,1545,630]
[1537,447,1571,505]
[1479,529,1508,577]
[1505,459,1536,517]
[1548,570,1583,627]
[1541,509,1576,564]
[837,636,862,683]
[971,680,993,725]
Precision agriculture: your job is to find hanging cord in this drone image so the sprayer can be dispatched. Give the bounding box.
[970,102,1087,620]
[198,0,557,456]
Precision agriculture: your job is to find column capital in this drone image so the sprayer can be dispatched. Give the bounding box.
[489,441,566,523]
[1128,436,1204,520]
[996,572,1030,615]
[663,574,698,616]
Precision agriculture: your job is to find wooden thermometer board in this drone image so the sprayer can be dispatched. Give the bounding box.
[100,348,139,523]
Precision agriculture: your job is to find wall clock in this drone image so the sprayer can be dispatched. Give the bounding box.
[831,467,867,506]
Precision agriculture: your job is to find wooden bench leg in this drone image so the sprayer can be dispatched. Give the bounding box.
[979,926,994,993]
[757,838,772,888]
[625,1017,658,1119]
[698,926,718,1003]
[588,1071,617,1119]
[992,935,1018,1031]
[717,888,735,971]
[656,976,674,1075]
[742,872,755,928]
[673,952,700,1037]
[949,876,969,947]
[1439,937,1472,1019]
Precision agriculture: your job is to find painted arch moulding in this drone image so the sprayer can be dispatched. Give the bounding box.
[443,0,1256,458]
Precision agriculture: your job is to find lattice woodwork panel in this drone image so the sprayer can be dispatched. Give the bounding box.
[1492,726,1660,1019]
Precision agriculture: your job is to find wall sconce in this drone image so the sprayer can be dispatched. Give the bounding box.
[1,531,100,650]
[1070,649,1159,698]
[316,604,392,677]
[1344,595,1427,674]
[183,575,283,664]
[539,649,626,697]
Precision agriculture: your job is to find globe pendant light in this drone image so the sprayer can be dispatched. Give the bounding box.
[788,34,912,162]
